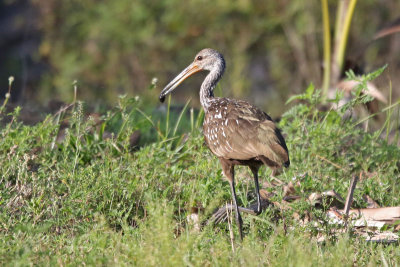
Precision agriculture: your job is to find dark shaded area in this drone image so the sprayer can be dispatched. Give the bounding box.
[0,0,47,103]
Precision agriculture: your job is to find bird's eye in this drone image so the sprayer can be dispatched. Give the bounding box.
[196,56,203,61]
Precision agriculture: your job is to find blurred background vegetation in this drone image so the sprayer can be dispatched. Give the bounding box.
[1,0,400,117]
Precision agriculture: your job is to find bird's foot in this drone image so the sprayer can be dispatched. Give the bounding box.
[208,199,270,225]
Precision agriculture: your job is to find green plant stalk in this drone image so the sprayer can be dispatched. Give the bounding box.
[0,96,10,115]
[73,80,78,104]
[195,109,204,129]
[136,107,164,138]
[173,99,190,136]
[353,100,400,128]
[385,80,393,141]
[190,108,194,132]
[334,1,346,44]
[335,0,358,73]
[321,0,331,99]
[165,94,171,139]
[117,101,140,141]
[330,0,347,86]
[395,105,400,145]
[72,105,82,176]
[0,76,14,115]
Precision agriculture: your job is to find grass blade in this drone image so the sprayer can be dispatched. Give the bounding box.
[173,99,191,136]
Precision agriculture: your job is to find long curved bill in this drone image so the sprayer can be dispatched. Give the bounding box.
[159,63,201,103]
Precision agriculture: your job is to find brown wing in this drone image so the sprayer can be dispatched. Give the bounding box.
[203,98,289,168]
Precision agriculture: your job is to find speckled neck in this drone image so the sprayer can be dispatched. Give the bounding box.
[200,60,225,112]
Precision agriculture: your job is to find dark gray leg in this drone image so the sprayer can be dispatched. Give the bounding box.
[228,177,244,240]
[220,159,243,240]
[250,166,262,215]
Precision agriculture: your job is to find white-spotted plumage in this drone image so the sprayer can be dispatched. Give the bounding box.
[159,48,290,240]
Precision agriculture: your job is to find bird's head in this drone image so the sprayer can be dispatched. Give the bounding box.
[159,48,225,102]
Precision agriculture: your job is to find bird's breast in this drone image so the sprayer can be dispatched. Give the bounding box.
[203,106,238,158]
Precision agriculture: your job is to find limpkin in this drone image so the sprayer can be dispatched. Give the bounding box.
[159,48,290,240]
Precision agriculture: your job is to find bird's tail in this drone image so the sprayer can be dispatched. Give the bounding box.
[283,160,290,168]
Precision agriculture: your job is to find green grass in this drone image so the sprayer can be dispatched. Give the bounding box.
[1,71,400,266]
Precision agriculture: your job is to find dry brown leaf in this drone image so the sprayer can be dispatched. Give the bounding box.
[292,212,300,221]
[347,207,400,223]
[262,180,282,188]
[327,207,400,229]
[283,181,296,197]
[321,190,345,202]
[272,201,291,211]
[293,211,311,226]
[329,207,344,220]
[271,177,284,186]
[283,195,301,202]
[363,194,380,209]
[336,80,387,104]
[360,231,399,243]
[187,206,201,232]
[186,212,200,232]
[259,189,275,200]
[308,192,322,206]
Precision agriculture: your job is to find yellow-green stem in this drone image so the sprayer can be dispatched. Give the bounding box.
[335,0,358,72]
[334,1,346,46]
[321,0,331,99]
